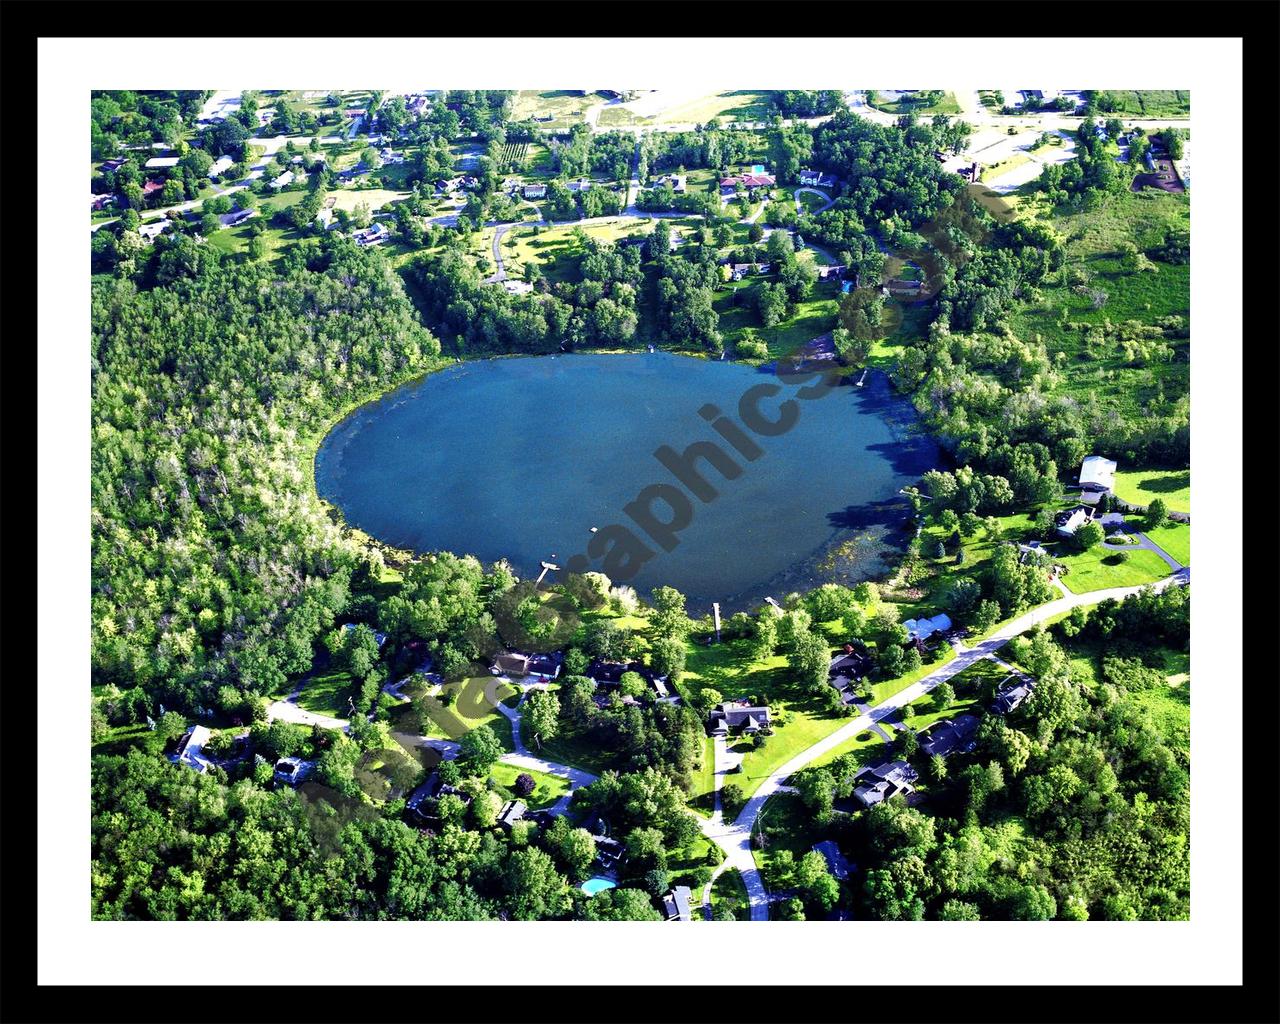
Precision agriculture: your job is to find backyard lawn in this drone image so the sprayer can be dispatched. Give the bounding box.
[1055,544,1170,594]
[1113,468,1190,513]
[488,762,571,810]
[688,735,717,817]
[1144,519,1191,566]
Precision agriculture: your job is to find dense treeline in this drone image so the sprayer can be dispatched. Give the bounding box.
[771,90,844,119]
[91,238,442,714]
[811,110,966,227]
[91,90,212,159]
[412,234,642,354]
[790,586,1189,920]
[642,125,757,174]
[91,747,664,920]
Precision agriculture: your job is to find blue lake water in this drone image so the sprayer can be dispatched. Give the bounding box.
[315,353,939,612]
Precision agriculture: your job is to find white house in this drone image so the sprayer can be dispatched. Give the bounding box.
[144,156,180,169]
[903,613,953,643]
[208,155,235,178]
[1079,455,1117,496]
[1054,505,1093,538]
[270,170,295,189]
[170,725,214,773]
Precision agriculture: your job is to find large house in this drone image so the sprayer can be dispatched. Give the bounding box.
[522,183,547,200]
[269,170,295,190]
[144,156,180,169]
[707,700,772,737]
[828,643,873,705]
[720,171,775,195]
[919,714,980,758]
[141,178,165,198]
[493,650,562,679]
[1078,456,1118,505]
[1054,505,1094,538]
[851,760,918,808]
[661,886,694,921]
[797,168,837,189]
[352,222,390,247]
[651,173,687,193]
[903,613,953,643]
[170,725,214,773]
[208,155,235,178]
[992,677,1036,715]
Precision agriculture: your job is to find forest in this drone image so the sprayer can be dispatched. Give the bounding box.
[786,586,1190,920]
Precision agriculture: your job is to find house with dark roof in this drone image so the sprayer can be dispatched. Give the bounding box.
[273,756,314,787]
[494,650,563,679]
[919,714,980,758]
[593,834,624,870]
[851,760,919,807]
[661,885,694,921]
[992,678,1035,715]
[707,700,772,737]
[798,168,837,189]
[811,839,851,880]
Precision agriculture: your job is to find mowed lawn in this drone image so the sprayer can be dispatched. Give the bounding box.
[1145,520,1191,566]
[488,762,571,810]
[1056,544,1171,594]
[1113,468,1190,513]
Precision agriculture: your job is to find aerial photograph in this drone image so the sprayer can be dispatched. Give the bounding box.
[89,85,1191,923]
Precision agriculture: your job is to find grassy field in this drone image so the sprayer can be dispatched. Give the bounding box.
[1095,90,1191,118]
[713,278,841,359]
[597,90,772,129]
[867,90,961,115]
[488,762,571,810]
[1144,519,1191,566]
[290,668,357,718]
[1114,468,1190,513]
[1008,189,1189,419]
[731,709,852,799]
[511,90,601,128]
[329,187,409,215]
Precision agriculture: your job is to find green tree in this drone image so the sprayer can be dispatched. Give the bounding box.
[459,723,503,774]
[523,688,560,749]
[1074,519,1105,551]
[1142,498,1168,530]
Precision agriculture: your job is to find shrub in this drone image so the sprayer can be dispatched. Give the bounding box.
[513,772,536,797]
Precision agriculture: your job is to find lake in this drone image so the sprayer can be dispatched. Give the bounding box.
[315,353,939,612]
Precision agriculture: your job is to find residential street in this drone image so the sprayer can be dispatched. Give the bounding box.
[706,566,1190,921]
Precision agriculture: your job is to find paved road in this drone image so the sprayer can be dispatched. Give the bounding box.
[699,568,1190,921]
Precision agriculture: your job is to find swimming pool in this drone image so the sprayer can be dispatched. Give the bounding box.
[750,163,765,174]
[580,877,616,896]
